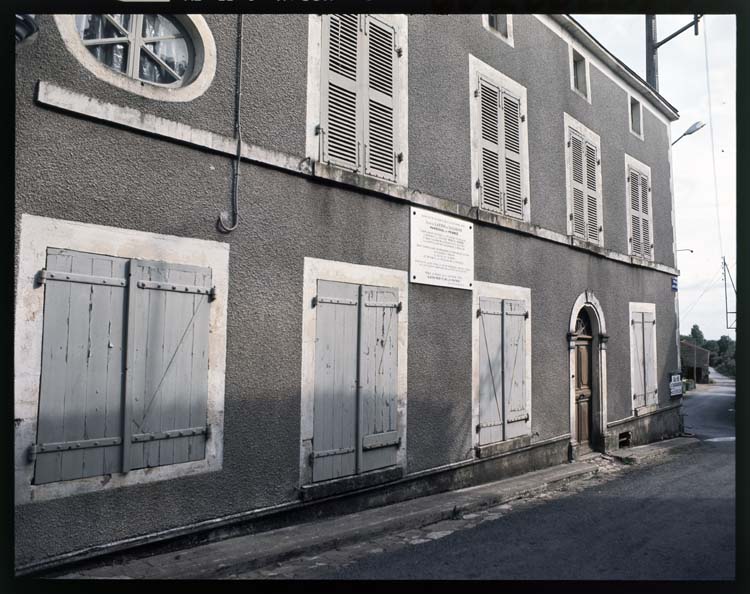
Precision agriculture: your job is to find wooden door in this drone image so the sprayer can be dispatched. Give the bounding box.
[573,312,593,446]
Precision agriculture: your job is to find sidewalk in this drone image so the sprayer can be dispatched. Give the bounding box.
[54,435,699,580]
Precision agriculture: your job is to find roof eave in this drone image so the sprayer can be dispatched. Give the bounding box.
[551,15,680,122]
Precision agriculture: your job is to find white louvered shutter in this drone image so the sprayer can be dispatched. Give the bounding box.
[321,14,360,172]
[364,16,397,182]
[479,77,502,213]
[502,92,524,219]
[570,131,586,239]
[629,168,652,259]
[585,142,601,243]
[631,312,647,409]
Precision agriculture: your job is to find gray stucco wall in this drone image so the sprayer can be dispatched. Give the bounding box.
[14,13,679,567]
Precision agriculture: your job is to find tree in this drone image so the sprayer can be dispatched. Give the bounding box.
[690,324,705,346]
[717,335,734,355]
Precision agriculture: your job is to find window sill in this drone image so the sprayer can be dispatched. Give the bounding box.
[475,434,532,458]
[299,465,405,502]
[571,87,590,103]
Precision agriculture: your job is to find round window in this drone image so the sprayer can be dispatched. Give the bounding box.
[55,14,216,102]
[75,15,194,87]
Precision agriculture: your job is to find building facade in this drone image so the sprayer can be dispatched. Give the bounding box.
[14,13,683,572]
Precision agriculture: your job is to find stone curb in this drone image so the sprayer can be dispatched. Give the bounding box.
[606,436,701,465]
[59,461,600,579]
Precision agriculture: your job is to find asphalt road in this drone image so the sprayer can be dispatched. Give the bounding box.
[309,372,736,580]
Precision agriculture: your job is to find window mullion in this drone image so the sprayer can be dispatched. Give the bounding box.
[128,15,143,80]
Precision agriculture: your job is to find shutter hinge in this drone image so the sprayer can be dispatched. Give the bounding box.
[633,394,637,399]
[396,46,403,57]
[476,308,482,318]
[475,179,481,189]
[597,159,601,165]
[569,213,573,221]
[474,88,480,98]
[396,152,404,163]
[649,187,652,192]
[315,124,324,136]
[627,176,631,182]
[599,225,603,232]
[567,140,571,148]
[208,286,217,302]
[523,197,528,205]
[520,114,526,122]
[524,311,529,319]
[36,269,47,286]
[311,296,318,308]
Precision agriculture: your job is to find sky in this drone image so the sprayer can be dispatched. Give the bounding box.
[572,14,737,342]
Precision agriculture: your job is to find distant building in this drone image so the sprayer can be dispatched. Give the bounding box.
[680,340,711,383]
[14,14,683,573]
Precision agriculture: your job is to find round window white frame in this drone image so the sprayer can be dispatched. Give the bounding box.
[54,14,217,102]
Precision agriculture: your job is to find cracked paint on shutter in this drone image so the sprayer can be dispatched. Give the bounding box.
[126,260,211,471]
[478,297,504,445]
[33,249,128,485]
[312,280,359,482]
[503,299,528,440]
[359,285,399,472]
[364,16,397,182]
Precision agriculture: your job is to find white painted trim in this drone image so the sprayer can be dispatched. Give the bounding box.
[624,153,654,260]
[481,14,514,48]
[14,215,230,504]
[305,14,409,187]
[628,93,645,141]
[34,82,681,278]
[469,54,530,222]
[54,15,217,103]
[471,281,532,452]
[305,14,323,164]
[299,257,409,487]
[535,15,676,127]
[629,302,658,413]
[568,290,608,447]
[568,44,592,104]
[667,125,678,266]
[563,112,604,243]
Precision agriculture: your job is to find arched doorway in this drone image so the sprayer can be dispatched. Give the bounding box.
[568,290,608,459]
[573,310,593,450]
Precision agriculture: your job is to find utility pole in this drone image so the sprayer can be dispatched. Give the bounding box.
[645,14,702,91]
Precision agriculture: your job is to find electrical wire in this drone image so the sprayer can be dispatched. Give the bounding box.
[680,269,723,321]
[702,17,725,260]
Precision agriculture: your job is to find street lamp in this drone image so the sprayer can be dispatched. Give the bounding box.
[676,248,694,253]
[672,121,706,145]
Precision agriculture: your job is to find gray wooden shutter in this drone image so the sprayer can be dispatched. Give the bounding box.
[570,130,586,239]
[631,312,647,408]
[364,16,397,182]
[321,14,360,172]
[359,285,400,472]
[585,141,600,244]
[478,297,504,445]
[125,260,212,471]
[643,311,658,405]
[502,91,524,219]
[311,280,359,482]
[479,77,503,213]
[33,249,128,485]
[503,299,529,440]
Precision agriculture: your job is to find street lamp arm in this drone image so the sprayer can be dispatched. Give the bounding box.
[655,14,702,50]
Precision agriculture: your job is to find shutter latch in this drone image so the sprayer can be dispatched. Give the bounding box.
[315,125,324,136]
[396,152,404,163]
[395,46,403,57]
[520,114,526,122]
[475,179,481,189]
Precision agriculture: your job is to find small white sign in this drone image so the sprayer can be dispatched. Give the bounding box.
[410,207,474,290]
[670,373,682,397]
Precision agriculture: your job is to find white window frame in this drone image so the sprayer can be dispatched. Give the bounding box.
[563,112,604,243]
[54,14,217,103]
[628,94,644,140]
[625,153,654,260]
[469,54,530,222]
[629,302,659,414]
[569,44,591,104]
[299,257,409,487]
[482,14,514,48]
[14,215,229,504]
[471,281,532,453]
[304,14,409,187]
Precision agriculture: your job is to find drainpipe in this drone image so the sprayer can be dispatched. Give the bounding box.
[217,14,244,233]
